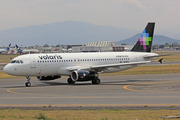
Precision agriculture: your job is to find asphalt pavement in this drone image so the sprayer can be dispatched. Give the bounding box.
[0,73,180,108]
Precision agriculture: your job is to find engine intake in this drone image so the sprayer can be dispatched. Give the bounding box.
[71,70,98,81]
[36,75,61,81]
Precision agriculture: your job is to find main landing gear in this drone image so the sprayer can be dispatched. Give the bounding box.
[92,78,101,84]
[25,76,31,87]
[67,78,75,84]
[67,77,101,84]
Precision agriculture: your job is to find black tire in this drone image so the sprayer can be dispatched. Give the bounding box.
[67,78,75,84]
[92,78,100,84]
[25,82,31,87]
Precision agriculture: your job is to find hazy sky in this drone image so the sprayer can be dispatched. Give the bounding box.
[0,0,180,32]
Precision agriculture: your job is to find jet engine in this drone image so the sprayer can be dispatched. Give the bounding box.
[36,75,61,81]
[71,70,98,81]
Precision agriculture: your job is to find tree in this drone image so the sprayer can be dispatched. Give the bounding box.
[165,43,169,47]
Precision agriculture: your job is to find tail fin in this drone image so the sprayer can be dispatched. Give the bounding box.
[6,43,11,51]
[15,44,19,49]
[131,22,155,52]
[15,44,22,52]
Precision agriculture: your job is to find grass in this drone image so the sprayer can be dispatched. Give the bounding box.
[101,65,180,76]
[154,51,180,62]
[0,54,19,63]
[155,55,180,62]
[36,112,51,120]
[0,109,180,120]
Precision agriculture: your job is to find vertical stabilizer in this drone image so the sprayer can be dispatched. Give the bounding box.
[6,43,11,51]
[15,44,23,52]
[131,22,155,52]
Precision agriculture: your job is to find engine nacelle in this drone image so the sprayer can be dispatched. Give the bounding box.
[36,75,61,81]
[71,70,98,81]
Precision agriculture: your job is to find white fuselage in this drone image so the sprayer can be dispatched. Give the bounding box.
[3,52,158,77]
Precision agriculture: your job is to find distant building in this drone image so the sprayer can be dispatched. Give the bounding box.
[72,41,126,52]
[86,41,116,47]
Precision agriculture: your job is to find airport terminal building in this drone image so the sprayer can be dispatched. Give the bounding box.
[72,41,126,52]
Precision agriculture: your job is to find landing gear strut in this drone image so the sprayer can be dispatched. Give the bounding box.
[67,78,75,84]
[92,78,101,84]
[25,76,31,87]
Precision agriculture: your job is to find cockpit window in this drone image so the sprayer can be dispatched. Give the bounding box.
[11,60,16,63]
[11,60,24,64]
[20,60,23,63]
[16,60,20,63]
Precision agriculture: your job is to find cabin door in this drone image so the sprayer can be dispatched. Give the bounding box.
[29,56,36,68]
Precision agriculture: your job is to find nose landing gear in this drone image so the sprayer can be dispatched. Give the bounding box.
[25,76,31,87]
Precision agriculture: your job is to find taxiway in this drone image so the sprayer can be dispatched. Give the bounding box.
[0,73,180,107]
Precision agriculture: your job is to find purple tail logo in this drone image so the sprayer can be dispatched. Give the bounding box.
[138,29,152,49]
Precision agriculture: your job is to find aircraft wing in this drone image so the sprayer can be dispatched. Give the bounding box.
[67,61,151,72]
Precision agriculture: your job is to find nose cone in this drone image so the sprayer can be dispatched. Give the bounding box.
[3,64,12,75]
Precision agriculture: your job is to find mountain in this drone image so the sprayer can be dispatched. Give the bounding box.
[0,20,137,47]
[117,33,180,45]
[1,20,179,47]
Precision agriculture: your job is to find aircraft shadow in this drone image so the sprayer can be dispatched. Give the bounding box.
[1,79,155,88]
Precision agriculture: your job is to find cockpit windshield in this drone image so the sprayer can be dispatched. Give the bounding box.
[11,60,23,64]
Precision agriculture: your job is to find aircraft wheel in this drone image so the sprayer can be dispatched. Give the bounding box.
[67,78,75,84]
[25,82,31,87]
[92,78,100,84]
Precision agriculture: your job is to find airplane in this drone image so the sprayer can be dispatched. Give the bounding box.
[15,44,39,54]
[3,22,159,87]
[0,43,11,54]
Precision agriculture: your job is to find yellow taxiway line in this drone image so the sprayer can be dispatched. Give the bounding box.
[123,80,180,92]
